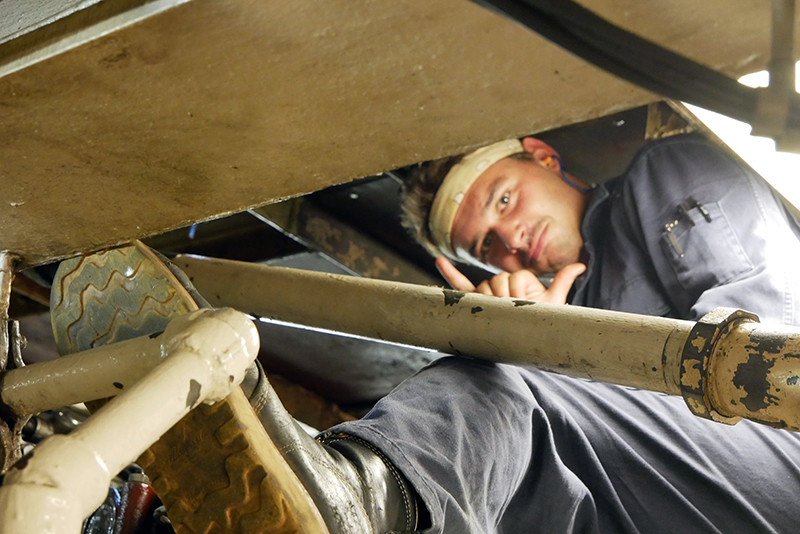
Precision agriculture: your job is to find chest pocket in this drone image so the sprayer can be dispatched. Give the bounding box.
[659,200,754,296]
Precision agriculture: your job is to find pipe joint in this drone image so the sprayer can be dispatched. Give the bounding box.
[159,307,260,404]
[680,308,759,424]
[0,307,260,533]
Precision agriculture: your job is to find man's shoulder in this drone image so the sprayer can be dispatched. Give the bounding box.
[620,134,750,196]
[626,134,732,175]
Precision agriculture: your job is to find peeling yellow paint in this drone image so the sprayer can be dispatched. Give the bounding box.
[682,363,702,387]
[687,397,707,415]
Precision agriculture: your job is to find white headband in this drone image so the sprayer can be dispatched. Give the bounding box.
[428,139,524,260]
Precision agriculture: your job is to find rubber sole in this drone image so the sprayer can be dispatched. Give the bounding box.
[50,241,328,534]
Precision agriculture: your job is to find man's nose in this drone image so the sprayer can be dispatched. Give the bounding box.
[496,221,526,251]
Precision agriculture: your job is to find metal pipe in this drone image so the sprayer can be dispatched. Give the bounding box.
[176,255,692,395]
[707,319,800,431]
[751,0,799,150]
[176,256,800,432]
[0,334,165,417]
[0,251,17,371]
[769,0,795,97]
[0,307,260,534]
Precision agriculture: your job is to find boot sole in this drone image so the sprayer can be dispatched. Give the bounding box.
[51,242,328,534]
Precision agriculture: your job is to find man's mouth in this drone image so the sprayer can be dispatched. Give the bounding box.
[528,225,547,266]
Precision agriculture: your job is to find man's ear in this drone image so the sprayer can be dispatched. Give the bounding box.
[521,137,560,171]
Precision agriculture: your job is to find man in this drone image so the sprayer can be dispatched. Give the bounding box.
[402,134,800,323]
[53,134,800,534]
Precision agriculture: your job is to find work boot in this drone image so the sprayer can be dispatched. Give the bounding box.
[248,358,419,533]
[50,240,419,534]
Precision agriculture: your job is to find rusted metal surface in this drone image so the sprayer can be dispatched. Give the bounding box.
[0,251,27,473]
[0,252,16,370]
[0,0,783,268]
[252,200,439,285]
[679,308,758,424]
[677,307,800,431]
[7,321,26,371]
[704,318,800,431]
[645,101,694,140]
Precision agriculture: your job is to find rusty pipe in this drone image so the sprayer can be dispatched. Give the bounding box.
[686,308,800,431]
[176,255,800,432]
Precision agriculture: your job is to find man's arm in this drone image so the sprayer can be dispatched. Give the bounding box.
[436,257,586,304]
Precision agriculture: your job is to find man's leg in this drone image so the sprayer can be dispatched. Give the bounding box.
[327,357,603,534]
[515,372,800,534]
[331,357,800,534]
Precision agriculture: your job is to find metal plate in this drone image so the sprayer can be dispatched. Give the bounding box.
[0,0,785,267]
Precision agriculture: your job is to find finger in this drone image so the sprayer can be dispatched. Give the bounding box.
[508,269,543,299]
[487,273,512,298]
[436,257,476,292]
[475,280,495,296]
[546,263,587,304]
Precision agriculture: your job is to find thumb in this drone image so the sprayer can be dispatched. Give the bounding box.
[547,263,586,303]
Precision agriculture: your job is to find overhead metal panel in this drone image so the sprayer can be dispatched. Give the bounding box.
[0,0,784,267]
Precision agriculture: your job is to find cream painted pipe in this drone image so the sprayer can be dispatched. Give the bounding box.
[1,335,165,416]
[0,307,259,534]
[176,255,690,395]
[706,320,800,431]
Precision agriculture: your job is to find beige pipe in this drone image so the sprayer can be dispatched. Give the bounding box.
[706,319,800,431]
[177,256,800,432]
[1,335,166,416]
[0,307,259,534]
[176,255,691,395]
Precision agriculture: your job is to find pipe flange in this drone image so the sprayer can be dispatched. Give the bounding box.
[680,308,759,424]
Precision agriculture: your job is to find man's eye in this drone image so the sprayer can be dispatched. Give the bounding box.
[481,235,492,254]
[498,193,510,210]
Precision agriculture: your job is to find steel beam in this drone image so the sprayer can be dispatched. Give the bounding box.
[0,252,16,370]
[251,200,439,285]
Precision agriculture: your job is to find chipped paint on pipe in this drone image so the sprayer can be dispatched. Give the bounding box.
[0,307,259,534]
[177,255,690,395]
[707,321,800,430]
[1,334,165,416]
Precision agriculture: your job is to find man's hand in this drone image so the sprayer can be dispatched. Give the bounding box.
[435,257,586,305]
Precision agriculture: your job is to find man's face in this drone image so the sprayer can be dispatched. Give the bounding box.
[449,155,586,275]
